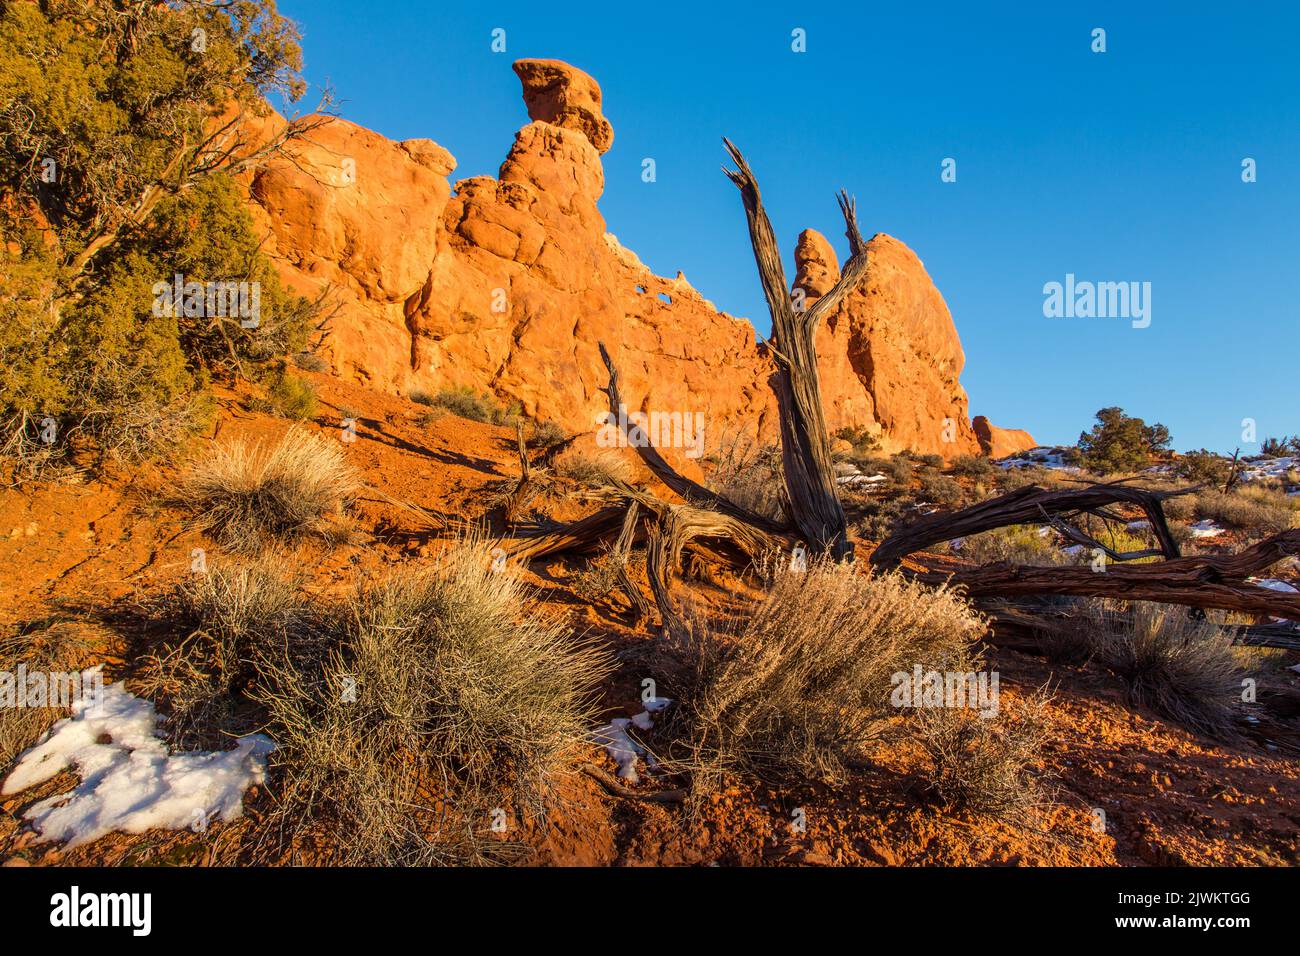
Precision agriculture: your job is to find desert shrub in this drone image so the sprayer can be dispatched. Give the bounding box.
[178,427,359,553]
[1193,486,1299,535]
[957,525,1065,566]
[851,496,914,542]
[0,623,98,767]
[552,445,633,488]
[292,352,329,373]
[1077,407,1171,473]
[1162,492,1196,520]
[1084,601,1250,738]
[997,465,1050,492]
[949,455,996,479]
[881,453,914,487]
[251,539,611,863]
[85,385,216,463]
[413,387,518,425]
[261,369,318,421]
[0,3,316,465]
[1260,436,1300,457]
[679,561,984,789]
[913,688,1053,818]
[835,425,881,459]
[135,559,310,749]
[913,453,944,469]
[528,419,567,448]
[918,473,965,508]
[1175,450,1232,484]
[706,440,787,521]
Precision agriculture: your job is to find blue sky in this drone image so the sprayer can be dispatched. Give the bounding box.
[277,1,1299,454]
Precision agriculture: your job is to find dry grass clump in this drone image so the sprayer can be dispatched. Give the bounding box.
[1161,492,1196,520]
[913,688,1053,819]
[291,351,329,373]
[1192,485,1299,535]
[249,536,612,864]
[571,547,623,602]
[0,623,98,767]
[178,427,359,554]
[679,560,985,789]
[411,387,520,426]
[996,465,1075,492]
[551,444,633,487]
[1083,600,1250,738]
[135,559,312,749]
[528,419,567,448]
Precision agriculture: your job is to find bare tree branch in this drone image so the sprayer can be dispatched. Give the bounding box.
[722,140,852,559]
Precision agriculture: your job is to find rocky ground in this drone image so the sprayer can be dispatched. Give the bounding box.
[2,373,1297,868]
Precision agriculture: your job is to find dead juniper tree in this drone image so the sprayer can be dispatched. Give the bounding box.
[721,139,867,561]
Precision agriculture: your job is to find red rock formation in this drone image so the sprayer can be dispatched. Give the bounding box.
[244,58,1029,462]
[513,59,614,154]
[973,416,1038,459]
[793,227,984,455]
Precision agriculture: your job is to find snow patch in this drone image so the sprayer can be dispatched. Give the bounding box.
[996,446,1081,473]
[593,697,671,784]
[2,677,274,848]
[1249,577,1299,624]
[1241,455,1298,482]
[836,471,888,489]
[1188,519,1226,538]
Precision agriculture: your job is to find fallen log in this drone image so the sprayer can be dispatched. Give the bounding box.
[982,600,1300,653]
[916,529,1300,619]
[871,481,1191,570]
[504,506,628,561]
[1232,623,1300,652]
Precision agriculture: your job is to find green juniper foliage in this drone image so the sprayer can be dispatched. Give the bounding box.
[1077,406,1171,474]
[0,0,319,461]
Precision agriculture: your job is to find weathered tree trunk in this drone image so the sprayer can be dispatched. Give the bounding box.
[612,501,652,622]
[596,343,785,534]
[722,140,867,560]
[502,420,535,525]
